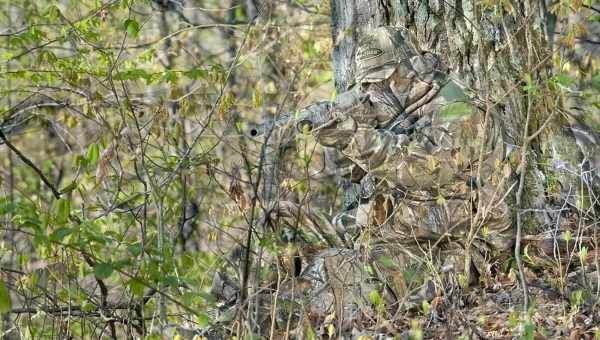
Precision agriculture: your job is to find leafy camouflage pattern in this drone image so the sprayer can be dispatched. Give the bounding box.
[334,79,512,245]
[354,26,421,84]
[291,27,515,316]
[237,27,517,331]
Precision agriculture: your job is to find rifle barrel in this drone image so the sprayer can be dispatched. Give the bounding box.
[248,112,295,137]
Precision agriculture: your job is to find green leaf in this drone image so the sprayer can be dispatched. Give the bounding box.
[0,281,12,313]
[54,198,71,225]
[127,243,143,257]
[60,181,78,194]
[45,5,62,20]
[197,313,210,327]
[368,290,382,306]
[421,300,430,315]
[439,102,475,122]
[81,300,95,313]
[114,68,152,82]
[165,275,179,287]
[75,155,88,167]
[128,278,145,297]
[184,68,207,80]
[523,322,535,340]
[86,143,100,165]
[376,255,396,269]
[197,291,216,304]
[162,70,179,84]
[94,262,113,280]
[589,15,600,23]
[552,73,574,87]
[563,230,573,242]
[123,19,140,38]
[579,246,589,262]
[592,72,600,91]
[50,227,72,241]
[0,198,16,215]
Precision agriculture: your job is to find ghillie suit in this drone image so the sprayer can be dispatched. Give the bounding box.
[256,27,517,335]
[212,27,517,337]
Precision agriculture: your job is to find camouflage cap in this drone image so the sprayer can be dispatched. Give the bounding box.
[355,26,420,84]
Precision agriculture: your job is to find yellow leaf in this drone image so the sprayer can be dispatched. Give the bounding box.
[327,324,335,338]
[252,88,262,108]
[426,156,437,172]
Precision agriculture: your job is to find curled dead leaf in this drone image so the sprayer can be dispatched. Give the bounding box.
[228,175,248,211]
[96,143,115,184]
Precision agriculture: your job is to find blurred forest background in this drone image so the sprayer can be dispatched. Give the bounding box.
[0,0,600,339]
[0,0,336,338]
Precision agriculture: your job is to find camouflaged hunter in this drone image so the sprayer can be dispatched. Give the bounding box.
[234,27,516,325]
[290,27,515,310]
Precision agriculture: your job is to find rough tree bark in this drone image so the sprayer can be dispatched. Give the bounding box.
[331,0,594,240]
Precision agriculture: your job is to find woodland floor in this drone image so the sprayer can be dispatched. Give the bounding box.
[380,272,600,339]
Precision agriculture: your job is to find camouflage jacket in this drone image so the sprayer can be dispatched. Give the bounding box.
[314,74,513,252]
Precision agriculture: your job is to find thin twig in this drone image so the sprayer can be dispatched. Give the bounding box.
[0,129,61,199]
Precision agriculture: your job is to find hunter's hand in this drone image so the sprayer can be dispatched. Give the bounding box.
[295,101,332,133]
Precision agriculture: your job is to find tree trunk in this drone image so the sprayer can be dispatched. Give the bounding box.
[330,0,593,235]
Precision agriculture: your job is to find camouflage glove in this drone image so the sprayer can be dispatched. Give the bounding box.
[305,88,369,148]
[312,115,358,149]
[295,101,332,132]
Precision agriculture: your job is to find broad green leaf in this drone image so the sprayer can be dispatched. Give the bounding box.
[50,227,72,241]
[376,255,396,269]
[94,263,113,280]
[127,243,143,257]
[197,313,209,327]
[54,198,71,225]
[86,143,100,165]
[439,102,475,122]
[162,70,179,84]
[81,300,95,312]
[0,198,16,215]
[439,81,469,101]
[552,73,574,87]
[128,278,145,297]
[165,275,178,287]
[0,281,11,313]
[123,19,140,38]
[184,68,207,80]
